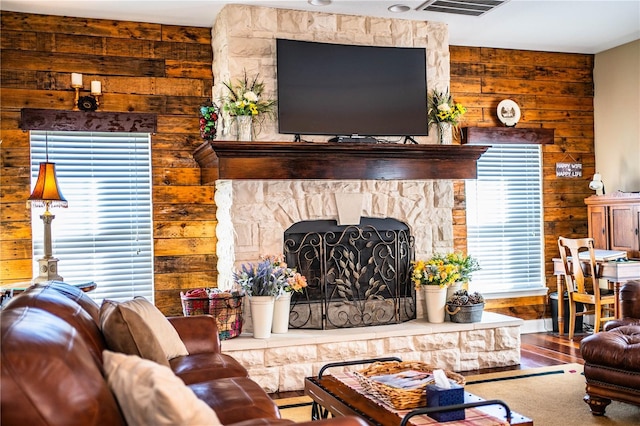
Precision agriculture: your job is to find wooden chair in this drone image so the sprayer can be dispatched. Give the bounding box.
[557,237,616,339]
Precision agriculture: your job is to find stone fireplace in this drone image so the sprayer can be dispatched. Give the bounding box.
[195,6,521,393]
[210,6,455,309]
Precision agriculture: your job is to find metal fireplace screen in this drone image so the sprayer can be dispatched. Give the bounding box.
[283,217,415,329]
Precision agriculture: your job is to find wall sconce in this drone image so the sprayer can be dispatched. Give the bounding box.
[71,73,102,111]
[27,135,68,283]
[589,172,605,196]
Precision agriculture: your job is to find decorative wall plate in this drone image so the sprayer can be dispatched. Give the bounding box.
[497,99,520,127]
[78,96,98,112]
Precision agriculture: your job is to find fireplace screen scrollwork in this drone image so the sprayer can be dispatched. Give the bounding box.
[283,217,415,329]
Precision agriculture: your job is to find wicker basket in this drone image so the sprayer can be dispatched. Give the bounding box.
[353,360,465,410]
[209,293,244,340]
[180,293,209,316]
[180,290,244,340]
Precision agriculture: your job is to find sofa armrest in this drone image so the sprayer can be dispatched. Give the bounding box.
[168,315,222,354]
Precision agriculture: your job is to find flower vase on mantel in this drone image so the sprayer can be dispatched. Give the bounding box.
[272,292,292,334]
[437,122,453,145]
[423,286,447,323]
[249,295,275,339]
[236,115,253,141]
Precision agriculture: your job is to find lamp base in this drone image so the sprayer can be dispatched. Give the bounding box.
[33,257,63,283]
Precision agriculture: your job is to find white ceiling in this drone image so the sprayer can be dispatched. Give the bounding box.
[2,0,639,54]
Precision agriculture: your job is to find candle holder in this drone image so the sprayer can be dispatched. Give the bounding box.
[70,73,102,111]
[72,84,82,111]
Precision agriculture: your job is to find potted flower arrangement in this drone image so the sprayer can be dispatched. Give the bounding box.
[444,252,480,284]
[411,258,461,289]
[221,71,276,140]
[411,258,461,323]
[264,254,307,334]
[446,289,485,323]
[233,254,306,337]
[427,89,466,144]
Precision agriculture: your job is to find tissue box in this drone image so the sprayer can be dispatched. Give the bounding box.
[425,383,465,422]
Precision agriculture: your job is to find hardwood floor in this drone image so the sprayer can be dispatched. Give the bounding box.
[270,331,586,399]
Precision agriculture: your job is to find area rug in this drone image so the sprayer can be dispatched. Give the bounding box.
[276,364,639,425]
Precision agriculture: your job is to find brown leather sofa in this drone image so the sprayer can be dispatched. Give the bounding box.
[1,281,366,426]
[580,280,640,415]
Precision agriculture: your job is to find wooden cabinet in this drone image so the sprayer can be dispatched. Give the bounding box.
[588,204,608,250]
[585,193,640,259]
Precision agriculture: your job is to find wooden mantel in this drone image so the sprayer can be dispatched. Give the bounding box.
[193,141,490,184]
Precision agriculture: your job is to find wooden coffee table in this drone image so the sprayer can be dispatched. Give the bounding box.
[305,365,533,425]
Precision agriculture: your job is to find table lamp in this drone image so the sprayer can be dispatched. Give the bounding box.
[27,154,68,283]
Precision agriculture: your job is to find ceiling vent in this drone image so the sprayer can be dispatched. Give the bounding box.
[417,0,509,17]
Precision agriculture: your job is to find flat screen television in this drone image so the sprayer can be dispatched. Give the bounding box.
[276,39,428,140]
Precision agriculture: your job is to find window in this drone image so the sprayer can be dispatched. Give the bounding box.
[30,131,154,302]
[465,144,545,296]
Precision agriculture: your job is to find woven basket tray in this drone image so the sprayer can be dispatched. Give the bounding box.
[353,360,465,410]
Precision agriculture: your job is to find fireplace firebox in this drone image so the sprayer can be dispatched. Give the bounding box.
[283,217,415,329]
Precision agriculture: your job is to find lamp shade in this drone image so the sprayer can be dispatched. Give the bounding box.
[27,162,68,208]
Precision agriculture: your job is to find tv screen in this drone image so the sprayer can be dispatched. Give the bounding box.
[276,39,428,139]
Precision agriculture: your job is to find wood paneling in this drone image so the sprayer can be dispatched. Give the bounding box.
[0,11,213,315]
[0,12,596,319]
[451,46,595,318]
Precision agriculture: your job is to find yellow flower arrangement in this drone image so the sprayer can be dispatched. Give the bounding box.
[427,89,467,127]
[221,71,276,118]
[411,258,461,289]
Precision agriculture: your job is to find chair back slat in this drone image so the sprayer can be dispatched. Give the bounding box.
[558,236,600,296]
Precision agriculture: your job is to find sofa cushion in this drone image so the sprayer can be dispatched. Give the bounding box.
[103,350,221,425]
[100,297,188,366]
[189,377,282,424]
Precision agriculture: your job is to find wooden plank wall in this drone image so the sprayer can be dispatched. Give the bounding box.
[0,11,216,315]
[0,11,596,320]
[450,47,595,319]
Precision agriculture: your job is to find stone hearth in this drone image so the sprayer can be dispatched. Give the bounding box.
[222,313,523,392]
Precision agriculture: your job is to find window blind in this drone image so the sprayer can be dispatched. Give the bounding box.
[465,144,545,293]
[30,131,154,303]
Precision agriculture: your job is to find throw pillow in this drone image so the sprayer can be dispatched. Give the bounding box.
[100,297,188,365]
[103,350,221,426]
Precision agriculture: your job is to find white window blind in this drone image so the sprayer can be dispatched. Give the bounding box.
[465,144,545,294]
[30,131,154,303]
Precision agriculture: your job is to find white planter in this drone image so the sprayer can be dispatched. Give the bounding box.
[236,115,253,141]
[423,286,447,323]
[272,292,292,334]
[249,295,275,339]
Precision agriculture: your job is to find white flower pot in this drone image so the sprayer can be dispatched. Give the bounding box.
[249,295,275,339]
[272,292,292,334]
[236,115,253,141]
[437,121,453,145]
[423,285,447,323]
